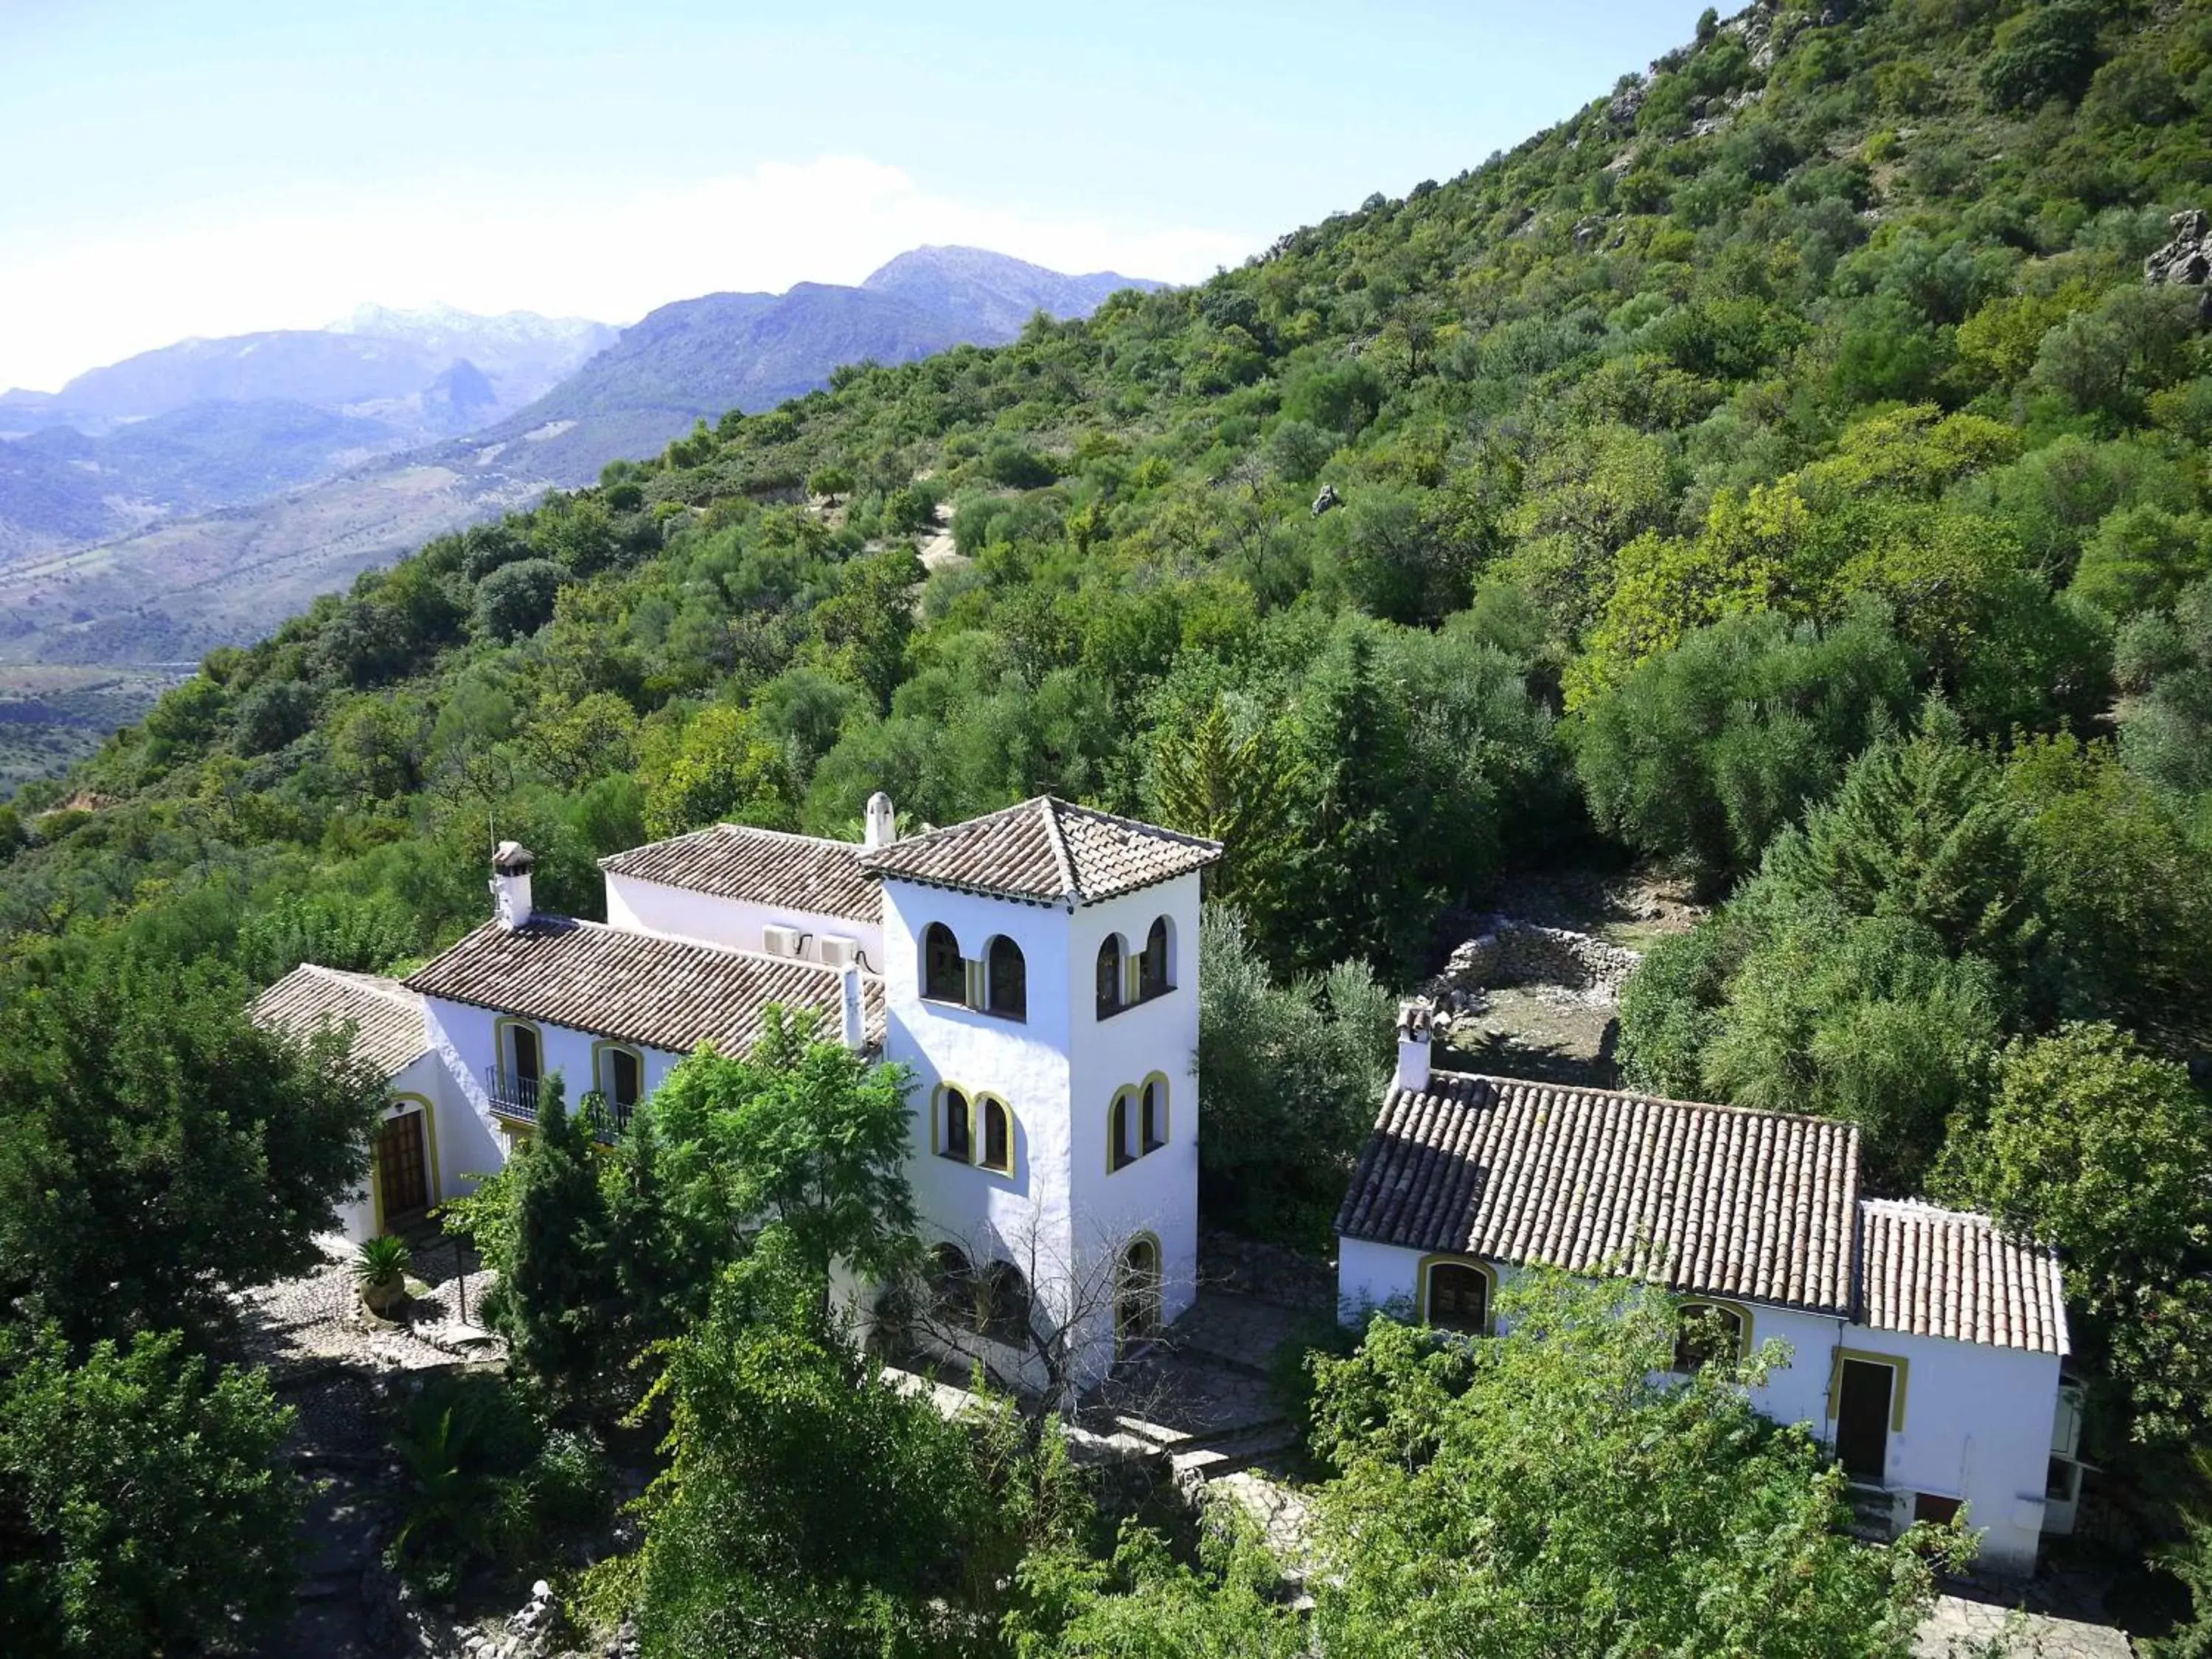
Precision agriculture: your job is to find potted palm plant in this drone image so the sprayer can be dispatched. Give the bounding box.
[355,1234,413,1318]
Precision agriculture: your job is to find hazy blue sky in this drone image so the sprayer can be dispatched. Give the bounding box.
[1,0,1706,391]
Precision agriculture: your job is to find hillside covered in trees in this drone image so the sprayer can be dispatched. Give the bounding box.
[10,0,2212,1649]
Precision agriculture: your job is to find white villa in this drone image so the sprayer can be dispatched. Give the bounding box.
[254,792,2084,1573]
[254,793,1218,1391]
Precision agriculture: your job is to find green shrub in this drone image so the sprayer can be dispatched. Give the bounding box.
[0,1325,301,1658]
[473,557,566,642]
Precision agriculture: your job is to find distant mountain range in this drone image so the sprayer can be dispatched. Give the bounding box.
[451,248,1155,484]
[0,247,1158,669]
[0,308,619,560]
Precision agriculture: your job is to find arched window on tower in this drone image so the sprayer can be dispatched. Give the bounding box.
[928,1243,975,1327]
[981,1097,1012,1173]
[939,1086,971,1162]
[922,922,964,1004]
[1116,1236,1162,1349]
[1109,1091,1135,1171]
[985,936,1026,1020]
[1096,935,1124,1019]
[1141,1079,1165,1154]
[1138,917,1172,1001]
[978,1260,1032,1346]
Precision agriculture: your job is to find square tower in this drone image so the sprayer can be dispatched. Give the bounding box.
[858,797,1219,1389]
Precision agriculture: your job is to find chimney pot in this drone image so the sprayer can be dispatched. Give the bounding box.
[490,841,535,931]
[863,792,896,850]
[1394,998,1433,1093]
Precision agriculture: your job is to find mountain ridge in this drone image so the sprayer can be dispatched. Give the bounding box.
[0,246,1162,670]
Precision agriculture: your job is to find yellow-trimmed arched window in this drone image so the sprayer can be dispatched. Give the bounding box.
[1138,916,1172,1001]
[1108,1090,1135,1171]
[979,1259,1031,1346]
[1116,1234,1163,1349]
[980,1096,1013,1173]
[1096,934,1124,1018]
[1672,1300,1750,1373]
[938,1085,972,1162]
[493,1018,545,1117]
[594,1042,644,1113]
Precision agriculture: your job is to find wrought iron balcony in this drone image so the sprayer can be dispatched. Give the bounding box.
[483,1072,632,1145]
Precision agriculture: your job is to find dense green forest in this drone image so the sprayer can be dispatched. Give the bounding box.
[10,0,2212,1649]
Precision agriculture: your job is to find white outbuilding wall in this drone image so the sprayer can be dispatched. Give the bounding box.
[604,871,885,970]
[1338,1238,2058,1574]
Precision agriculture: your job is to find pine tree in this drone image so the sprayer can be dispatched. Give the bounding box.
[495,1077,616,1406]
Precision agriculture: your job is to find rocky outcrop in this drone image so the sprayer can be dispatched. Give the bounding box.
[2146,209,2212,325]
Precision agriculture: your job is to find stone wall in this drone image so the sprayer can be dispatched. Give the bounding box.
[1431,919,1642,1006]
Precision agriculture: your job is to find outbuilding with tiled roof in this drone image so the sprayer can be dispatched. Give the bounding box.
[1335,1038,2073,1577]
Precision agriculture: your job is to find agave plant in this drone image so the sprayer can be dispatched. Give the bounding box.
[355,1233,412,1315]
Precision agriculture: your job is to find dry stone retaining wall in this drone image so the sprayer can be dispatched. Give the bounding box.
[1433,920,1642,1006]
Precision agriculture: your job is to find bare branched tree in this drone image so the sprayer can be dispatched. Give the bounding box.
[883,1212,1197,1442]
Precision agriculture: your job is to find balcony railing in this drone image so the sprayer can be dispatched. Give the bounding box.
[484,1072,632,1145]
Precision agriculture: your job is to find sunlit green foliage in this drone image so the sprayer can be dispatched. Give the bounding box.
[0,1325,302,1658]
[1304,1272,1965,1657]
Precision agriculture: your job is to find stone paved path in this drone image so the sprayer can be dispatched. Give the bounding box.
[1916,1590,2133,1657]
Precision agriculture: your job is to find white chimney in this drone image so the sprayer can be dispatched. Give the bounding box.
[838,962,866,1051]
[863,791,896,849]
[1394,998,1433,1093]
[490,841,535,931]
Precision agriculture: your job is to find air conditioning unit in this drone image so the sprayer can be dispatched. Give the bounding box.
[762,925,806,958]
[818,934,863,970]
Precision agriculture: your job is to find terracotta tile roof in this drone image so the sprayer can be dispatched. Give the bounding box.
[857,796,1220,908]
[1336,1071,1863,1318]
[403,916,886,1055]
[1856,1199,2068,1357]
[600,824,880,925]
[251,964,428,1079]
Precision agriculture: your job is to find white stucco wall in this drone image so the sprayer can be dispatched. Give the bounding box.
[605,871,884,970]
[1337,1239,2058,1573]
[1065,877,1203,1348]
[331,1041,506,1245]
[1833,1325,2059,1573]
[422,995,683,1165]
[880,883,1077,1308]
[876,871,1202,1388]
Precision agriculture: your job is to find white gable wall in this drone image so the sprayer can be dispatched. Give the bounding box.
[604,870,885,968]
[331,1048,462,1243]
[1338,1239,2056,1574]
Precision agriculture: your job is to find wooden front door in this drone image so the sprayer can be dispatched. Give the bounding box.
[375,1110,431,1223]
[1835,1358,1894,1484]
